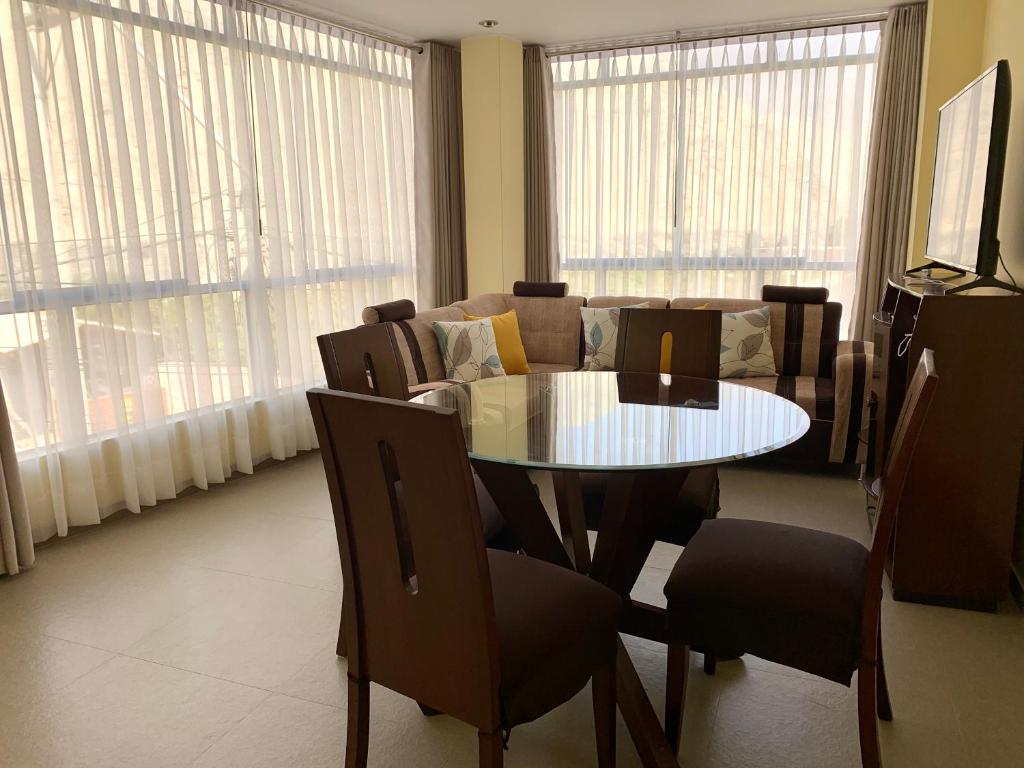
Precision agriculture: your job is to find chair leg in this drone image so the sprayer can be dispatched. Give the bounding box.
[664,643,689,755]
[346,678,369,768]
[337,593,349,658]
[592,659,616,768]
[876,626,893,722]
[703,652,716,676]
[857,662,882,768]
[478,730,503,768]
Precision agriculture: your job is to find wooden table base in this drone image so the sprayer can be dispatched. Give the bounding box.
[473,460,689,768]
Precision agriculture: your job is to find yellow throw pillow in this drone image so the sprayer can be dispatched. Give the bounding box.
[463,310,531,375]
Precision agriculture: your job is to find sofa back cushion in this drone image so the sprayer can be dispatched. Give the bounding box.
[588,296,670,310]
[508,295,586,366]
[451,293,511,318]
[669,297,841,378]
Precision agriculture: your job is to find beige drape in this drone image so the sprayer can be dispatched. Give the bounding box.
[0,380,33,575]
[851,4,927,339]
[414,43,467,307]
[524,45,558,282]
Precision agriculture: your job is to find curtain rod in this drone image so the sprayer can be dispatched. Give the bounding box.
[543,8,892,57]
[249,0,424,53]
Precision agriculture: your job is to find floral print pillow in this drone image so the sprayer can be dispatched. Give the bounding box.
[431,318,506,382]
[580,303,648,371]
[719,306,777,378]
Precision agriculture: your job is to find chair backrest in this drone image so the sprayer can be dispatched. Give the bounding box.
[307,389,500,730]
[317,324,409,399]
[861,349,938,657]
[615,307,723,378]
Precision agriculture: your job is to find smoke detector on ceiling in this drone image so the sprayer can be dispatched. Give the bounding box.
[478,20,499,29]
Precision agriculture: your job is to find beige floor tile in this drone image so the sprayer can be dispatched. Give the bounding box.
[720,463,870,544]
[274,640,350,709]
[2,454,1022,767]
[703,663,860,768]
[192,693,346,768]
[125,576,338,690]
[0,628,114,706]
[1,559,257,652]
[0,655,266,768]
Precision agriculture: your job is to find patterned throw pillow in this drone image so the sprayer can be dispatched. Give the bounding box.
[719,306,777,378]
[431,318,506,382]
[580,303,649,371]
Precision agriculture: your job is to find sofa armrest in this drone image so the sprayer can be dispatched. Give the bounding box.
[829,340,875,464]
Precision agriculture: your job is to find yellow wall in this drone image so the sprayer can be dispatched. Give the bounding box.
[461,36,525,295]
[981,0,1024,279]
[906,0,987,267]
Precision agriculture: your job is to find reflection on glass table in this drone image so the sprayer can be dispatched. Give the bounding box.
[414,371,810,472]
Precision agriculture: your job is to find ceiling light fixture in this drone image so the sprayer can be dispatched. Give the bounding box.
[478,19,499,28]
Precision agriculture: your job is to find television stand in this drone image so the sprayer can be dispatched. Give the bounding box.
[866,279,1024,610]
[905,261,966,277]
[945,273,1024,295]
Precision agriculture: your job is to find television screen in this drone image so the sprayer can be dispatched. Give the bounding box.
[925,61,1009,276]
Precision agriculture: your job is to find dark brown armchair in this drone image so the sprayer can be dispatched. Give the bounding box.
[661,349,939,768]
[307,389,621,767]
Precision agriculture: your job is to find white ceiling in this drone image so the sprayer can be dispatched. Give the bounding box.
[275,0,887,46]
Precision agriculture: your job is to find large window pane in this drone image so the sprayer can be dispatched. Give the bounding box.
[551,24,881,332]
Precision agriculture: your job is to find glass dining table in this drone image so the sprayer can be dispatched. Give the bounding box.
[412,371,809,767]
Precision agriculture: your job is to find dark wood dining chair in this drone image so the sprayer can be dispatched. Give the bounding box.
[316,324,518,663]
[318,323,410,399]
[580,307,725,551]
[661,349,939,768]
[613,307,722,378]
[307,389,621,768]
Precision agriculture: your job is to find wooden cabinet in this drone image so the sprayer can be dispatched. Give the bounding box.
[871,278,1024,610]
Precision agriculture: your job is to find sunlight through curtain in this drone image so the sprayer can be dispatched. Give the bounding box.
[550,23,882,329]
[0,0,418,540]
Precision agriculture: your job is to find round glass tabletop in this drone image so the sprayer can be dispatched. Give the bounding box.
[411,371,810,472]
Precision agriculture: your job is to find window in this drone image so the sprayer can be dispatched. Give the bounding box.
[0,0,416,450]
[550,23,881,327]
[0,0,417,533]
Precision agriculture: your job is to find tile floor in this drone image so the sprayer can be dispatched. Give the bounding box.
[1,453,1021,767]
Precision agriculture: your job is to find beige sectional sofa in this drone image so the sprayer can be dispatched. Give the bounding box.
[361,286,872,465]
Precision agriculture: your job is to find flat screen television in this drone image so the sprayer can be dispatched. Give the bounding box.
[924,60,1011,277]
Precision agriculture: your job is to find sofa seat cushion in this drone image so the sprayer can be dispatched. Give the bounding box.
[663,518,868,685]
[738,375,835,421]
[488,549,621,727]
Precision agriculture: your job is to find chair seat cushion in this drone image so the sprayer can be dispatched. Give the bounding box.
[663,518,869,685]
[739,376,835,421]
[487,549,621,727]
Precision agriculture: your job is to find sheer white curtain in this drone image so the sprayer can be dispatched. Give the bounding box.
[0,0,417,541]
[550,23,882,325]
